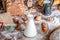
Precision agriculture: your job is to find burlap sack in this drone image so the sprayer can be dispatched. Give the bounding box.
[7,0,25,16]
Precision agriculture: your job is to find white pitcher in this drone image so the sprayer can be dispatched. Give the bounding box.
[24,14,37,37]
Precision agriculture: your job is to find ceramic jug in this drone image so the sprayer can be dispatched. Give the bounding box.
[43,4,51,15]
[24,14,37,37]
[43,0,51,15]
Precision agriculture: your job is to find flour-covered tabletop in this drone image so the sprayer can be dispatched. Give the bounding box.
[0,24,49,40]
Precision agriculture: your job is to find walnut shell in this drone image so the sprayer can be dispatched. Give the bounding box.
[42,28,47,32]
[24,20,28,24]
[41,22,47,32]
[35,16,41,21]
[47,17,51,22]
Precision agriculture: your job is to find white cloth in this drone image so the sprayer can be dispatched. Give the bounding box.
[51,10,60,16]
[48,10,60,30]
